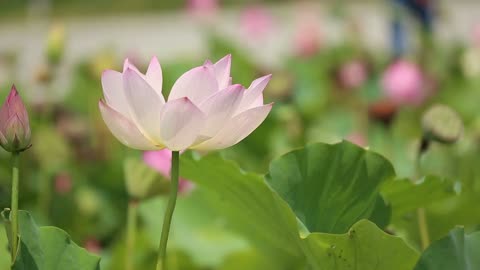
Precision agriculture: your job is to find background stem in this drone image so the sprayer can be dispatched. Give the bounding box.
[415,137,430,250]
[156,151,179,270]
[10,151,20,261]
[125,200,138,270]
[417,207,430,250]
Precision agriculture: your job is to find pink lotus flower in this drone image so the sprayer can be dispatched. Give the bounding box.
[293,11,322,57]
[55,172,73,195]
[338,60,368,90]
[0,85,31,153]
[381,60,425,105]
[187,0,218,19]
[144,150,194,194]
[84,238,102,254]
[240,6,274,40]
[99,55,272,151]
[346,132,367,147]
[472,23,480,48]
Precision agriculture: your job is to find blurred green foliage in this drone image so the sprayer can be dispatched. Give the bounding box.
[0,14,479,268]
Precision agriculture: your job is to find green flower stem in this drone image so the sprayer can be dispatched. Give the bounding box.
[156,151,179,270]
[39,171,52,219]
[10,151,20,261]
[125,200,138,270]
[417,207,430,250]
[415,137,430,250]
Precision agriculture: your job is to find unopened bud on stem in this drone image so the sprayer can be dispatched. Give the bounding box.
[0,85,31,153]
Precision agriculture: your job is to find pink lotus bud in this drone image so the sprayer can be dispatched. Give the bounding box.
[381,60,426,106]
[0,85,31,152]
[143,150,195,194]
[338,60,368,90]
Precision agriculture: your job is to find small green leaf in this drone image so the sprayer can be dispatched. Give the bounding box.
[414,227,480,270]
[381,176,456,218]
[369,195,392,229]
[0,223,10,269]
[3,210,100,270]
[266,141,395,233]
[305,220,419,270]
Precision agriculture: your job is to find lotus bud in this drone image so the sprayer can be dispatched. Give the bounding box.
[0,85,31,153]
[422,104,463,145]
[46,22,65,65]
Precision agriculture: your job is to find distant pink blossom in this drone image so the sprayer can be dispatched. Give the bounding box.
[143,150,194,194]
[84,238,101,254]
[381,60,425,105]
[472,23,480,47]
[55,172,72,195]
[293,12,322,57]
[240,6,274,40]
[346,132,367,147]
[187,0,218,20]
[338,60,367,89]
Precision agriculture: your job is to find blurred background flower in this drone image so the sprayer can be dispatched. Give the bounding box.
[143,150,194,194]
[381,59,426,106]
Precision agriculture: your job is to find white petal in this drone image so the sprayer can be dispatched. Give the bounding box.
[168,64,219,105]
[160,97,206,151]
[99,100,158,150]
[101,70,130,118]
[145,56,165,101]
[123,68,164,142]
[199,84,244,137]
[236,74,272,114]
[214,54,232,89]
[193,103,273,150]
